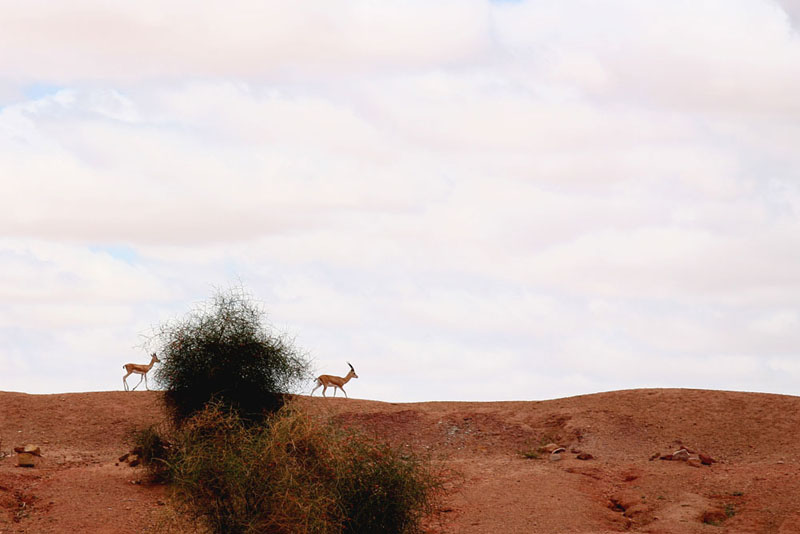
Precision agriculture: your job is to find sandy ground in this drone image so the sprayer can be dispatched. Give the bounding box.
[2,388,800,533]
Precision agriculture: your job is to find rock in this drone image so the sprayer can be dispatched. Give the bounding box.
[540,443,561,454]
[671,449,690,461]
[14,444,41,456]
[699,453,716,465]
[128,455,140,467]
[17,452,36,467]
[577,453,594,460]
[549,451,563,462]
[552,447,566,454]
[659,454,673,461]
[687,458,702,468]
[649,452,660,461]
[119,453,130,463]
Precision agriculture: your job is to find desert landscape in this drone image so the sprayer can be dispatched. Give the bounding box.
[2,388,800,533]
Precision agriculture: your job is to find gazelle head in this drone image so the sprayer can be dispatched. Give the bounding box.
[151,353,161,363]
[347,362,358,379]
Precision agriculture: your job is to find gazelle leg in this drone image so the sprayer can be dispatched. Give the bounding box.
[311,383,322,396]
[132,375,145,391]
[123,373,131,391]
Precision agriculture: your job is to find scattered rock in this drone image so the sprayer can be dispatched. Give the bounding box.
[649,452,660,461]
[14,444,42,456]
[17,452,36,468]
[699,453,716,465]
[549,451,563,462]
[552,447,566,454]
[657,447,716,467]
[577,452,594,460]
[540,443,561,454]
[671,449,690,462]
[14,444,42,467]
[118,449,143,468]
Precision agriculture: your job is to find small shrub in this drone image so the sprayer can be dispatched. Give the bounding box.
[520,450,540,460]
[158,404,444,534]
[130,425,172,483]
[701,509,728,526]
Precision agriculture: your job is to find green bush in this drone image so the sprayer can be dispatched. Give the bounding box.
[150,286,311,425]
[155,404,443,534]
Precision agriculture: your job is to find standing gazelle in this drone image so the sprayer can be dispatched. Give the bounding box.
[123,353,160,391]
[311,362,358,398]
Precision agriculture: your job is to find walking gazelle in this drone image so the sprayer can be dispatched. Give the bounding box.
[311,362,358,398]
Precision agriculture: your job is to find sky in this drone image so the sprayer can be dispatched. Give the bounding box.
[2,0,800,402]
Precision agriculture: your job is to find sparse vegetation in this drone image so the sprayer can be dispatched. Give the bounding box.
[141,403,444,534]
[149,285,311,425]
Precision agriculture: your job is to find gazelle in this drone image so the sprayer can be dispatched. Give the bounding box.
[311,362,358,398]
[123,353,160,391]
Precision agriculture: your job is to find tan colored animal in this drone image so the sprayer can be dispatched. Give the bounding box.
[122,353,160,391]
[311,362,358,398]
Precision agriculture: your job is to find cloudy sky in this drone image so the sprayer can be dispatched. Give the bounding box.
[2,0,800,402]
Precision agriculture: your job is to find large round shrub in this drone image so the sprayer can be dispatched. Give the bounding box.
[151,286,311,424]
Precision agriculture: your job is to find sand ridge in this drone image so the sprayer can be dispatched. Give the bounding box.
[2,388,800,533]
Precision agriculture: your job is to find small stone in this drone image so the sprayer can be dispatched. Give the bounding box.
[23,444,42,456]
[577,453,594,460]
[672,449,690,461]
[540,443,561,454]
[687,459,702,468]
[549,451,563,462]
[699,454,716,465]
[17,452,36,467]
[14,444,41,456]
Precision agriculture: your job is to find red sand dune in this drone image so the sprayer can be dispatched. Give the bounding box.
[2,388,800,533]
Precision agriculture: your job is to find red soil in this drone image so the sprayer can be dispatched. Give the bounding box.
[2,388,800,533]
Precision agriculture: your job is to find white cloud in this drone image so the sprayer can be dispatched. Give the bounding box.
[0,0,491,85]
[1,1,800,399]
